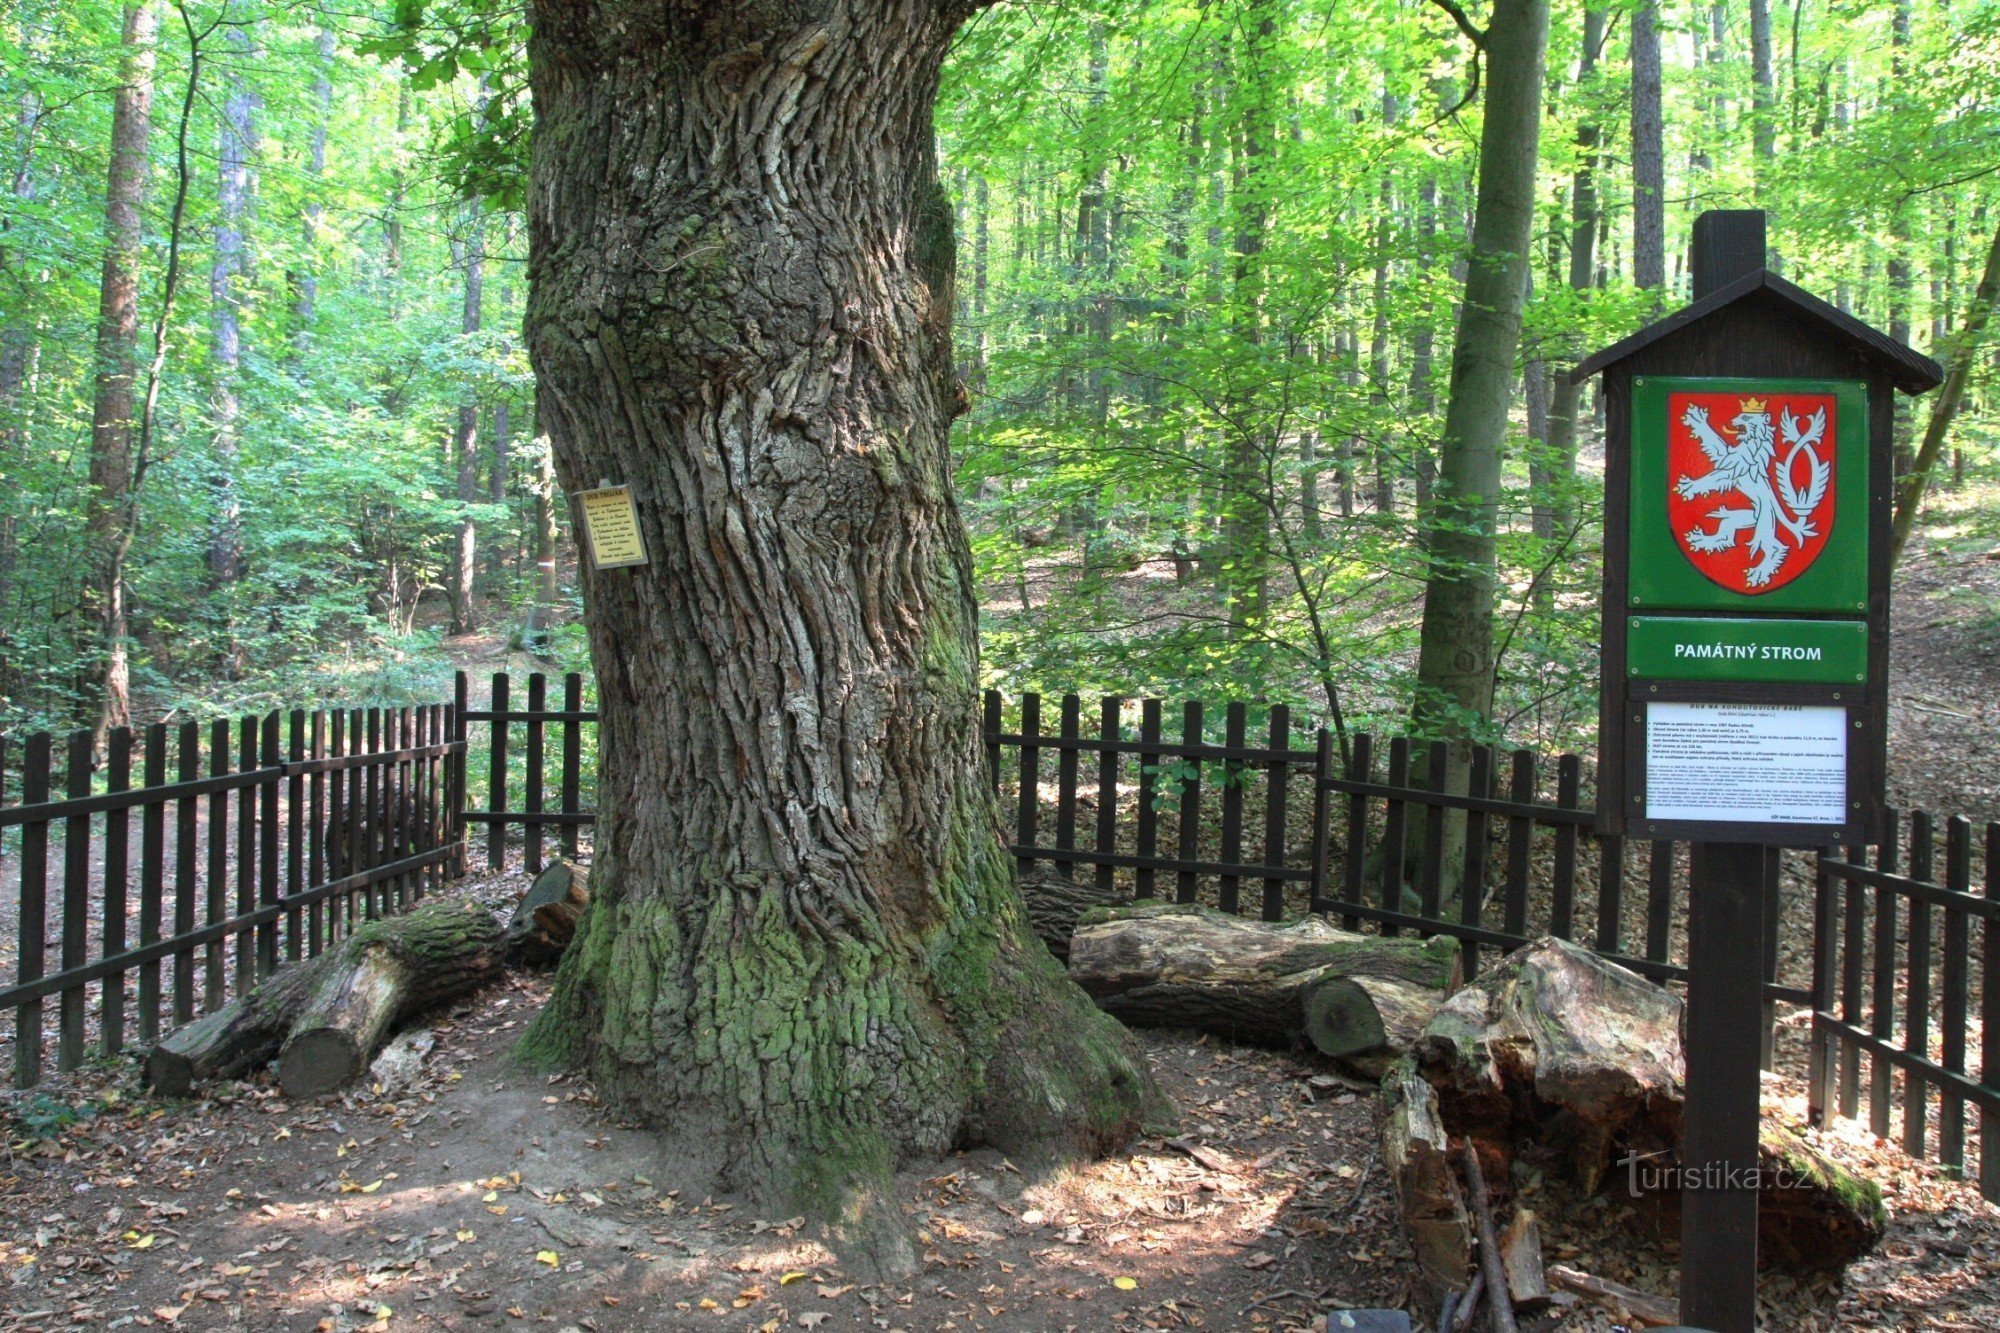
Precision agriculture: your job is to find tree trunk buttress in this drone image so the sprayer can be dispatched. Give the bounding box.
[520,0,1162,1260]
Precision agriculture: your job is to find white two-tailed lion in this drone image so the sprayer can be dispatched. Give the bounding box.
[1676,399,1789,587]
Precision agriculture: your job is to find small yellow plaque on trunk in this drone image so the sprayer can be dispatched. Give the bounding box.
[576,485,648,569]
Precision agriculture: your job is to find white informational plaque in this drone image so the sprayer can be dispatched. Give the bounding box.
[1645,702,1847,825]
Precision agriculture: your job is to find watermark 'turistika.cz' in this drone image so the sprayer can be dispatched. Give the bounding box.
[1618,1150,1810,1197]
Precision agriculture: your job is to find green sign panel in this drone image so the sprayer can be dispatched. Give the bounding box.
[1628,616,1867,684]
[1629,376,1869,614]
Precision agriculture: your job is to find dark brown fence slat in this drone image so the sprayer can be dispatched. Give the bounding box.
[1838,839,1867,1119]
[57,730,91,1070]
[1095,698,1119,896]
[345,709,366,925]
[235,717,258,996]
[1338,734,1371,932]
[1870,812,1901,1140]
[259,713,281,977]
[206,720,230,1011]
[1218,702,1246,916]
[369,709,387,916]
[561,675,583,859]
[1262,705,1290,922]
[1308,729,1332,915]
[13,732,50,1086]
[1416,740,1447,925]
[1501,749,1535,939]
[1982,823,2000,1203]
[1809,849,1840,1124]
[1175,702,1202,905]
[487,673,510,871]
[102,729,131,1057]
[1135,701,1161,900]
[173,723,200,1025]
[1760,847,1782,1071]
[983,690,1003,794]
[1461,745,1493,979]
[1379,738,1410,937]
[1055,694,1080,876]
[313,712,333,946]
[1905,812,1935,1157]
[1940,817,1972,1175]
[1550,754,1581,939]
[526,674,548,875]
[1015,693,1041,876]
[452,673,470,874]
[286,711,306,960]
[138,725,165,1044]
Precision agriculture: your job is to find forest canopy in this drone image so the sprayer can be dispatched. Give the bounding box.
[0,0,1994,746]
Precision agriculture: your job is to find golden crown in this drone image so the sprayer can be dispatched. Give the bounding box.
[1740,396,1768,411]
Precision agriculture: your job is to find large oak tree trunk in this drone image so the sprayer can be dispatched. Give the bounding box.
[519,0,1161,1269]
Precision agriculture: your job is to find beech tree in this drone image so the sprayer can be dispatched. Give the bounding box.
[517,0,1161,1268]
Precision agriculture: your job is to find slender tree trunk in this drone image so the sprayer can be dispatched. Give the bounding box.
[0,10,48,648]
[1891,217,2000,564]
[1370,89,1397,516]
[520,0,1159,1269]
[1542,8,1603,540]
[1412,0,1549,745]
[448,215,483,636]
[1222,0,1274,631]
[84,1,159,737]
[209,19,255,598]
[1749,0,1777,195]
[530,428,559,649]
[1629,2,1665,296]
[1888,0,1915,476]
[293,23,334,353]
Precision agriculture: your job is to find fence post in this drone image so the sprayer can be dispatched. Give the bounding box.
[1307,729,1331,915]
[13,731,51,1087]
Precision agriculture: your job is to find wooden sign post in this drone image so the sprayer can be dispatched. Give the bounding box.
[1573,211,1941,1333]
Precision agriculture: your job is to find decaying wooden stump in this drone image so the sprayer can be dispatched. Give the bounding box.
[1014,865,1120,962]
[507,861,592,965]
[1067,902,1460,1065]
[1391,935,1884,1283]
[146,897,505,1098]
[1381,1056,1472,1314]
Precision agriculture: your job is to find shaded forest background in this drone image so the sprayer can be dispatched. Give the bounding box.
[1,0,1995,750]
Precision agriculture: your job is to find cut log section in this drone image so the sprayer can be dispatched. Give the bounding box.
[507,861,592,965]
[1497,1207,1549,1313]
[1015,865,1121,962]
[280,899,505,1097]
[144,961,318,1098]
[1067,902,1460,1064]
[146,896,505,1098]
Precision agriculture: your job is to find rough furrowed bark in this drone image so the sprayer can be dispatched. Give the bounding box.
[521,5,1161,1270]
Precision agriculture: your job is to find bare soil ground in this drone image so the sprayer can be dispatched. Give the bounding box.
[2,869,1998,1333]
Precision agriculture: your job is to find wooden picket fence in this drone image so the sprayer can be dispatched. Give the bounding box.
[0,706,460,1089]
[3,675,1996,1206]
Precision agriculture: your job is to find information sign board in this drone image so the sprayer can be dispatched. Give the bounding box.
[1626,617,1866,685]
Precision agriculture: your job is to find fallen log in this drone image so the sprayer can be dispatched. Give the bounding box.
[507,861,592,965]
[1068,902,1459,1063]
[280,898,505,1097]
[144,961,319,1097]
[1015,865,1121,962]
[146,896,504,1098]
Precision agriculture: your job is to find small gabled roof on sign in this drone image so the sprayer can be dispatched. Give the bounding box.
[1569,267,1944,394]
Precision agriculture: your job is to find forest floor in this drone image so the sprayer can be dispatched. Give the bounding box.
[1,877,1997,1333]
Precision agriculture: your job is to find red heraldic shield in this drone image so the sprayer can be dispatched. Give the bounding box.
[1665,389,1837,595]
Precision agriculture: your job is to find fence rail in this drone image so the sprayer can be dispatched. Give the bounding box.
[6,674,1997,1205]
